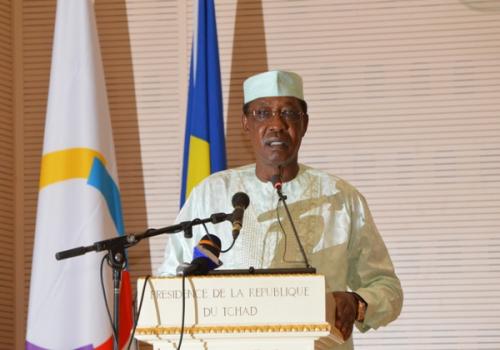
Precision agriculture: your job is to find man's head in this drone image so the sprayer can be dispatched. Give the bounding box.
[241,71,309,180]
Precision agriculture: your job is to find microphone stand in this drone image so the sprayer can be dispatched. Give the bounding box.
[54,212,229,350]
[275,183,313,269]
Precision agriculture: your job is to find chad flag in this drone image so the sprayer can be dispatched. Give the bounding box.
[180,0,227,206]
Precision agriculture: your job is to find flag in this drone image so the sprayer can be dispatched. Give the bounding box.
[180,0,227,206]
[26,0,133,349]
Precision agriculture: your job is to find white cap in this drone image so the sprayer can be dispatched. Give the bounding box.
[243,70,304,104]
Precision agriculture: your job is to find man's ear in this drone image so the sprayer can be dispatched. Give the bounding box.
[301,113,309,136]
[242,113,250,133]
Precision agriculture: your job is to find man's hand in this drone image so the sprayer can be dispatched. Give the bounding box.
[332,291,358,341]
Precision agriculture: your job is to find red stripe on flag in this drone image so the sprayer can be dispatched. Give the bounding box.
[119,270,134,348]
[95,336,113,350]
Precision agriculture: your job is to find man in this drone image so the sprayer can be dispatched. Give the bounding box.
[159,70,403,349]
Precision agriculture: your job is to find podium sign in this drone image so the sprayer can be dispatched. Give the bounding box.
[135,273,340,350]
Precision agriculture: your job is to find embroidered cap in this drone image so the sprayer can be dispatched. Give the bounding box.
[243,70,304,104]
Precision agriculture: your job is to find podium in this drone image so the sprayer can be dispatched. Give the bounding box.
[134,272,343,350]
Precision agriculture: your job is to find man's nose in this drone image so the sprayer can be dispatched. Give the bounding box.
[267,112,287,131]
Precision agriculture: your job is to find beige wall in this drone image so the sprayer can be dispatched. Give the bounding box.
[4,0,500,348]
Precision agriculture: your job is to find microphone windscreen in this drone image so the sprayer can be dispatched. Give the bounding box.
[192,234,223,273]
[192,247,220,272]
[197,234,221,257]
[232,192,250,209]
[181,234,223,276]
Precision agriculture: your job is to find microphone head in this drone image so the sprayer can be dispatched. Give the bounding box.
[197,234,221,256]
[190,234,223,275]
[270,174,282,190]
[232,192,250,209]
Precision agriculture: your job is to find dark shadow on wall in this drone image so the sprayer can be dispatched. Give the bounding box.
[95,1,151,282]
[226,0,268,168]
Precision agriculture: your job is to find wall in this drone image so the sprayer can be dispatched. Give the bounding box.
[0,0,14,347]
[8,0,500,348]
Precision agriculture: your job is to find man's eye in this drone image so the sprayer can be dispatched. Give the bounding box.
[255,109,271,119]
[281,110,299,119]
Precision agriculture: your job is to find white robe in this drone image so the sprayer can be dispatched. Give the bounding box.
[158,163,403,349]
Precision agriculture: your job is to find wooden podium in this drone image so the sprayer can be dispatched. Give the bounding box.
[134,272,343,350]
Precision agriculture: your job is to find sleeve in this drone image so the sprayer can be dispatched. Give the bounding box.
[346,192,403,332]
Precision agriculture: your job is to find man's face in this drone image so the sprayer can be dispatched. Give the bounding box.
[242,96,308,169]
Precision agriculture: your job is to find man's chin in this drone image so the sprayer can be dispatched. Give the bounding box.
[261,154,297,168]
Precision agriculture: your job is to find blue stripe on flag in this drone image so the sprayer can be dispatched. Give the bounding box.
[87,157,125,235]
[180,0,226,206]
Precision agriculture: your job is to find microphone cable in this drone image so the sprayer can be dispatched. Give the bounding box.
[276,197,310,265]
[275,200,292,264]
[221,239,236,253]
[100,254,119,346]
[125,273,186,350]
[101,205,248,350]
[127,274,152,350]
[200,192,249,254]
[100,209,244,350]
[200,220,236,254]
[121,271,187,350]
[272,176,312,269]
[100,253,153,350]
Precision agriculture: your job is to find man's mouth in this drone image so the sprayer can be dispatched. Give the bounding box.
[265,139,289,148]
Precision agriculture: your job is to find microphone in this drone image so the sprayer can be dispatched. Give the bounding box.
[230,192,250,240]
[178,234,223,276]
[270,174,282,191]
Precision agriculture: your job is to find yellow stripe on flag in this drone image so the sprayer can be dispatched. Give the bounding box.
[39,148,106,189]
[186,135,210,199]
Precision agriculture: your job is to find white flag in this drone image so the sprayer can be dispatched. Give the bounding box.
[26,0,133,349]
